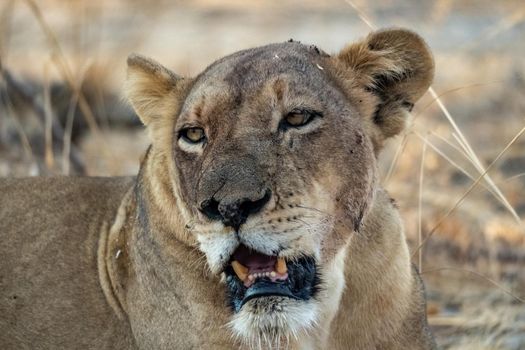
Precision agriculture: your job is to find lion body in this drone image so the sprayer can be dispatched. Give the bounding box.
[0,176,434,349]
[0,177,135,349]
[1,29,436,349]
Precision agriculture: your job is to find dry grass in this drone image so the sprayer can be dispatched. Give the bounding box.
[1,0,524,348]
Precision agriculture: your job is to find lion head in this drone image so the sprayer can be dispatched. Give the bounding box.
[125,29,433,347]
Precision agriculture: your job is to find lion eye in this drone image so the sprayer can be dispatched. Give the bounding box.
[282,109,322,129]
[180,127,206,143]
[285,112,309,126]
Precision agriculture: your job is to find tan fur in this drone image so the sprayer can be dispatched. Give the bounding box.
[1,29,436,349]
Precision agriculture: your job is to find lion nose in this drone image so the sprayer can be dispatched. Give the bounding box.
[199,190,271,230]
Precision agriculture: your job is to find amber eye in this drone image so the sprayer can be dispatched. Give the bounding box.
[286,112,308,126]
[282,109,322,129]
[180,127,206,144]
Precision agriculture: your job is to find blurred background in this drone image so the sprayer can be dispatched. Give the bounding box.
[1,0,524,348]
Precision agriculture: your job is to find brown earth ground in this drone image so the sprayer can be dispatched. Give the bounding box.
[1,1,524,348]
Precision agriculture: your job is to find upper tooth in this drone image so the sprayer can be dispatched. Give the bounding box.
[276,258,287,275]
[270,271,276,277]
[231,261,249,281]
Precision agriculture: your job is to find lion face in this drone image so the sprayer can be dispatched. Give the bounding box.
[173,43,377,343]
[126,29,434,346]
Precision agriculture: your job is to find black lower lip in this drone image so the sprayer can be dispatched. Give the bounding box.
[242,279,298,307]
[224,256,319,313]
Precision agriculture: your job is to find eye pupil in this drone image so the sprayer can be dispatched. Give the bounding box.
[282,109,322,129]
[181,127,205,143]
[286,113,306,126]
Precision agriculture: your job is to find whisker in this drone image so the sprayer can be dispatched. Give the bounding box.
[296,205,334,217]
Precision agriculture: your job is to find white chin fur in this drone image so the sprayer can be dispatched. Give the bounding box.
[228,297,318,349]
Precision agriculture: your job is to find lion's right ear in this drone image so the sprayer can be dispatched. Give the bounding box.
[125,54,184,129]
[335,29,434,148]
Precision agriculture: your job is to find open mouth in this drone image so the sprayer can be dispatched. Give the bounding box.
[224,244,319,312]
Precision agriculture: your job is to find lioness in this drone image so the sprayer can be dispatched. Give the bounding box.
[0,29,436,349]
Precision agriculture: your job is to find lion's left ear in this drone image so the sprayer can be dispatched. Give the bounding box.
[125,54,188,138]
[336,29,434,142]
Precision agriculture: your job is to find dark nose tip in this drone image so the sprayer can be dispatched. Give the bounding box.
[199,190,271,229]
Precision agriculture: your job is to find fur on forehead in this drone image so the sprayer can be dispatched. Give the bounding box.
[185,41,330,100]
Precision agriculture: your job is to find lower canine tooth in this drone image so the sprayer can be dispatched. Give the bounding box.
[231,261,248,281]
[248,274,254,281]
[270,271,276,277]
[276,258,287,275]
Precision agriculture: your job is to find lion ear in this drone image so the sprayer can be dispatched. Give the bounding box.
[125,54,184,130]
[336,29,434,142]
